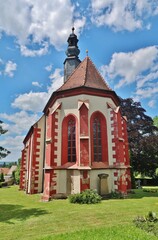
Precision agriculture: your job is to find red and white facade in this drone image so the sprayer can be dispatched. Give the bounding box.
[20,32,131,201]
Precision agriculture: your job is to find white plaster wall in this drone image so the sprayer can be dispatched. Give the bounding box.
[90,169,112,193]
[57,170,67,193]
[37,115,45,192]
[72,170,80,194]
[52,94,117,166]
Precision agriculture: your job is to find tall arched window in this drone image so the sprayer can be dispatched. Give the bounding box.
[62,115,77,165]
[68,119,76,162]
[93,117,102,162]
[90,111,108,164]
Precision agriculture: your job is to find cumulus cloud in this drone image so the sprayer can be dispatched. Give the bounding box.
[0,135,25,161]
[32,82,43,88]
[48,68,63,94]
[0,0,86,56]
[11,92,48,112]
[101,45,158,107]
[4,60,17,77]
[0,111,39,135]
[0,67,64,161]
[90,0,158,31]
[11,68,63,112]
[20,42,49,57]
[45,64,53,72]
[101,46,158,87]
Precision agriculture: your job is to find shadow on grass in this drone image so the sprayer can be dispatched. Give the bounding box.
[0,204,48,224]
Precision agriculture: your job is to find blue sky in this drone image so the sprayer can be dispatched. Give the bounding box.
[0,0,158,162]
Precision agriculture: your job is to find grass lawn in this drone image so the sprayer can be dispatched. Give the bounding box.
[1,186,158,240]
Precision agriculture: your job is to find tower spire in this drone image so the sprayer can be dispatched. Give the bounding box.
[64,27,81,82]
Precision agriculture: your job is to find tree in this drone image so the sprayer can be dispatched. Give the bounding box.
[0,172,4,182]
[15,158,21,184]
[120,98,158,176]
[0,120,10,159]
[153,116,158,128]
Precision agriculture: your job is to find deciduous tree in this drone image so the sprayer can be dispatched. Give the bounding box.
[120,98,158,176]
[153,116,158,128]
[0,120,10,160]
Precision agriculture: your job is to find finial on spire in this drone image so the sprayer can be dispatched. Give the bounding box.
[72,26,75,33]
[86,49,88,56]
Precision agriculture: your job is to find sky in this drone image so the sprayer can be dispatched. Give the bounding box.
[0,0,158,163]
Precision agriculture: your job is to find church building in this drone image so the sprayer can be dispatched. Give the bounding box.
[20,28,131,201]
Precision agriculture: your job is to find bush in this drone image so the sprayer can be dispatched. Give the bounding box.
[110,191,125,199]
[134,211,158,236]
[69,189,102,204]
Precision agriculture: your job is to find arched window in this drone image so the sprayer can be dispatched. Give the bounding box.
[68,119,76,162]
[62,115,77,165]
[90,111,108,164]
[93,117,102,162]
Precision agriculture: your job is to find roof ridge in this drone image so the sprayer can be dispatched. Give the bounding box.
[88,57,112,90]
[83,56,88,85]
[57,59,82,91]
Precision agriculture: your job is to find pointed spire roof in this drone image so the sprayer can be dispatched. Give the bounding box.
[58,56,111,91]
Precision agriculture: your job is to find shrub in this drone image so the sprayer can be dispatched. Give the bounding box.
[2,182,7,187]
[69,189,102,204]
[143,189,157,193]
[110,191,125,199]
[134,211,158,236]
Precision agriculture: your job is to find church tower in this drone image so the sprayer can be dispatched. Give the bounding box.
[64,27,81,82]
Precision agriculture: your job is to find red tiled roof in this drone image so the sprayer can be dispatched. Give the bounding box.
[57,56,111,91]
[0,168,9,175]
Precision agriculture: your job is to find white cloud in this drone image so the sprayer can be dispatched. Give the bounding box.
[0,135,25,162]
[90,0,158,31]
[45,64,53,72]
[11,68,63,112]
[11,92,48,112]
[32,82,43,88]
[48,68,63,95]
[0,0,86,56]
[101,46,158,88]
[0,67,64,162]
[0,111,39,135]
[148,99,156,108]
[4,60,17,77]
[135,85,158,99]
[101,45,158,108]
[20,42,49,57]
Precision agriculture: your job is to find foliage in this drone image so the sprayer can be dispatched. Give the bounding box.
[14,158,21,184]
[153,116,158,128]
[120,98,158,176]
[110,191,124,199]
[0,120,10,160]
[134,212,158,237]
[68,189,102,204]
[143,189,158,193]
[0,172,4,182]
[0,181,7,187]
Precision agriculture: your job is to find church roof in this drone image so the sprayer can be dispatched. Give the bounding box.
[57,56,111,92]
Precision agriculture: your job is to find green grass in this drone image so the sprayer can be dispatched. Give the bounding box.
[1,186,158,240]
